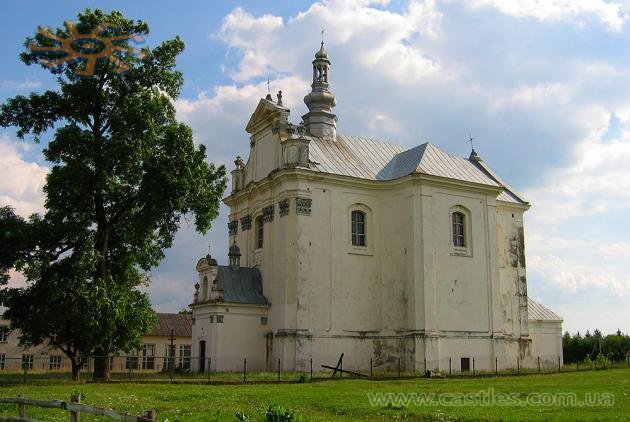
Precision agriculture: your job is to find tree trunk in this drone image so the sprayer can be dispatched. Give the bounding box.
[92,348,110,382]
[71,359,81,382]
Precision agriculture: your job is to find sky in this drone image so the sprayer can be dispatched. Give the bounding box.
[1,0,629,335]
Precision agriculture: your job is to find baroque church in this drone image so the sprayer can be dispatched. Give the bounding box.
[190,42,563,373]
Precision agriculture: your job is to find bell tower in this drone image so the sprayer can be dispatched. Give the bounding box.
[302,40,337,139]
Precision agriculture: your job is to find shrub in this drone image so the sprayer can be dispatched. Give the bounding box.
[264,404,301,422]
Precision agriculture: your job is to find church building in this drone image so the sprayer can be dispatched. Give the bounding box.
[190,42,563,373]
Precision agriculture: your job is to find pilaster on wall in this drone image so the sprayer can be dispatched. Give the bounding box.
[420,185,438,333]
[485,195,503,336]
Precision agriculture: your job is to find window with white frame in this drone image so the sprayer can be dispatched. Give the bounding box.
[178,345,191,369]
[22,354,33,370]
[125,351,138,370]
[450,206,472,256]
[452,211,466,247]
[351,210,366,247]
[49,355,61,370]
[0,354,5,370]
[141,344,155,370]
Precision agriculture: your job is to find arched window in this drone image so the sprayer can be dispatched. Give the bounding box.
[452,211,465,247]
[256,216,264,249]
[351,210,366,246]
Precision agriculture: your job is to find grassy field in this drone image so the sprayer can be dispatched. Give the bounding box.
[0,369,627,421]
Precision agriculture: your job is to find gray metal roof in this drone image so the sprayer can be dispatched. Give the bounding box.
[306,134,526,204]
[216,266,269,305]
[527,298,562,321]
[149,313,192,337]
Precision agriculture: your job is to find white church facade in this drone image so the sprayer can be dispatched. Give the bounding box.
[190,42,563,374]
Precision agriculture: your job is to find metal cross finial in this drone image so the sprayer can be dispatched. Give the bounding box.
[267,76,270,94]
[468,132,475,151]
[208,243,212,255]
[321,26,325,46]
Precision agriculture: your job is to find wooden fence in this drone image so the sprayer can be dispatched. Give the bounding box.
[0,395,155,421]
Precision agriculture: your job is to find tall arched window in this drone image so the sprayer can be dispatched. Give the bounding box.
[351,210,366,246]
[256,216,264,249]
[452,211,465,247]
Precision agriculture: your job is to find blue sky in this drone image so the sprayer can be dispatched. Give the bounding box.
[1,0,629,335]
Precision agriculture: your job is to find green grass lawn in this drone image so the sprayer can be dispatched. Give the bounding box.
[0,369,627,421]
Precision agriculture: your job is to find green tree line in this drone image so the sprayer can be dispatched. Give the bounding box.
[563,329,630,364]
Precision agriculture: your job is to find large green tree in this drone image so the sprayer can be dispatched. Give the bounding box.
[0,9,226,381]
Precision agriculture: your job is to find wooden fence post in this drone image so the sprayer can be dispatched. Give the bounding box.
[449,357,451,375]
[17,395,25,418]
[398,357,401,378]
[472,357,475,375]
[141,410,156,422]
[558,356,561,373]
[370,358,373,378]
[538,356,541,373]
[277,358,280,382]
[243,358,247,383]
[517,357,520,375]
[495,357,498,375]
[70,393,81,422]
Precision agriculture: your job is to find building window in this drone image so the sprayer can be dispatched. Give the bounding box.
[0,354,5,370]
[22,355,34,370]
[178,345,191,370]
[452,211,466,247]
[256,216,264,248]
[141,344,155,370]
[49,355,61,370]
[351,210,366,246]
[209,315,214,323]
[217,315,224,323]
[0,327,10,342]
[261,317,268,326]
[125,351,138,370]
[164,345,176,370]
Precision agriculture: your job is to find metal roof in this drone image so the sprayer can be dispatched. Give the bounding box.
[306,134,526,204]
[216,266,269,305]
[149,313,192,337]
[527,298,563,321]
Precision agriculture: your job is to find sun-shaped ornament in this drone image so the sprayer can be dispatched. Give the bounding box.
[28,20,145,76]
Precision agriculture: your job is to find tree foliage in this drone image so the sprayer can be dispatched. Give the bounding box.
[0,9,226,380]
[562,330,630,364]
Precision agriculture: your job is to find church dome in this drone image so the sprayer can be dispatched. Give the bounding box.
[315,42,328,59]
[304,89,336,110]
[205,254,217,266]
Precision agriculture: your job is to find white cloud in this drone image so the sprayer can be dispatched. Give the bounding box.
[0,80,42,91]
[528,253,630,297]
[217,0,443,85]
[524,113,630,224]
[0,135,48,217]
[464,0,628,31]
